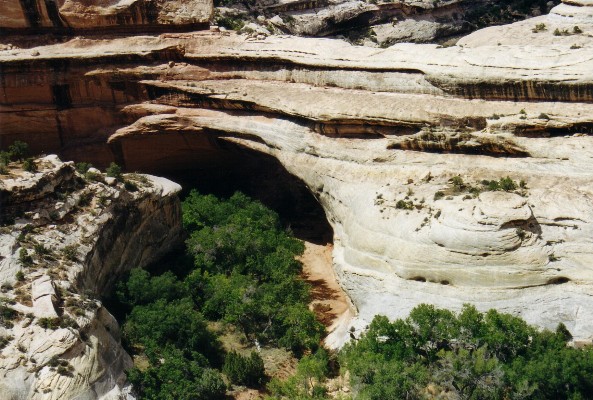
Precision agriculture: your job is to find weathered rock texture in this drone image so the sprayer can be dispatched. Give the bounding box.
[0,0,212,32]
[0,156,181,399]
[2,0,593,359]
[217,0,559,45]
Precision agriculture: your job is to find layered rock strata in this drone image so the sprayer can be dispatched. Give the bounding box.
[0,156,181,399]
[218,0,559,45]
[2,0,593,352]
[0,0,212,33]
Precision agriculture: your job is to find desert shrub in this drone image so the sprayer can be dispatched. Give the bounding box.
[105,162,123,181]
[23,158,37,172]
[1,282,12,292]
[223,351,266,387]
[34,243,50,256]
[78,192,92,207]
[215,15,245,31]
[19,248,33,266]
[449,175,465,192]
[0,151,11,165]
[0,299,18,328]
[124,180,139,192]
[15,271,25,282]
[481,176,520,192]
[62,244,78,261]
[75,162,93,174]
[84,170,101,182]
[0,335,12,349]
[554,28,570,36]
[499,176,517,191]
[8,141,29,161]
[38,315,79,330]
[38,317,59,330]
[396,200,414,210]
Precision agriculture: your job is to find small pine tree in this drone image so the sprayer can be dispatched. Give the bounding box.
[8,141,29,161]
[75,162,93,174]
[499,176,517,192]
[106,162,123,181]
[0,151,11,165]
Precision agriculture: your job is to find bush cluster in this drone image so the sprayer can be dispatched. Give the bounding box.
[223,351,266,387]
[117,191,324,398]
[340,304,593,400]
[1,141,31,174]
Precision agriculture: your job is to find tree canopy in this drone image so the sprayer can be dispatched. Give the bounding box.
[340,304,593,400]
[118,190,325,398]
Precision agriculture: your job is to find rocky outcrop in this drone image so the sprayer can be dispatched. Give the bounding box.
[2,0,593,359]
[0,155,181,399]
[0,0,212,33]
[216,0,559,45]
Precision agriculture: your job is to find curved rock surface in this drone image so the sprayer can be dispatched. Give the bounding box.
[0,156,181,399]
[1,0,593,364]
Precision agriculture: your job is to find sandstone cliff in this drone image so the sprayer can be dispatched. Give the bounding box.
[1,0,593,363]
[0,156,181,399]
[215,0,560,45]
[0,0,212,32]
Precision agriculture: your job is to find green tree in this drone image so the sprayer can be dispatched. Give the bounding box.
[116,268,187,307]
[279,304,325,355]
[182,190,318,352]
[8,141,29,161]
[223,351,266,387]
[105,162,123,181]
[127,347,226,400]
[268,349,331,399]
[123,298,222,365]
[340,304,593,400]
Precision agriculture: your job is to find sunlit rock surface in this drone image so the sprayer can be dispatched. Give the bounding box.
[0,156,181,399]
[1,0,593,369]
[0,0,212,31]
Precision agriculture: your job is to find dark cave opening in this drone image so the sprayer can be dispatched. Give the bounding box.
[104,138,337,331]
[157,141,334,246]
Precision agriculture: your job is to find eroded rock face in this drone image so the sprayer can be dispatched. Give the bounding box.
[0,0,212,32]
[218,0,559,44]
[0,156,181,399]
[2,0,593,357]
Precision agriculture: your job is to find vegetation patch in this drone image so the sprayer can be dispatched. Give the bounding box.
[434,175,527,200]
[37,315,79,330]
[115,191,324,399]
[0,299,19,328]
[339,304,593,400]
